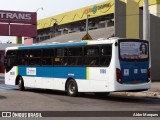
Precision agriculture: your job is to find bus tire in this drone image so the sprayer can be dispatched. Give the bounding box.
[66,79,78,97]
[18,77,25,91]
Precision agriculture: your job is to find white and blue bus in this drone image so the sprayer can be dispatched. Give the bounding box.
[4,38,151,96]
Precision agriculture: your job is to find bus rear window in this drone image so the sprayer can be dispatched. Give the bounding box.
[119,41,149,60]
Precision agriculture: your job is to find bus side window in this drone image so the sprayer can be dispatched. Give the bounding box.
[100,45,112,66]
[54,48,67,66]
[84,46,99,66]
[42,49,54,66]
[29,49,42,66]
[18,50,28,66]
[68,47,83,66]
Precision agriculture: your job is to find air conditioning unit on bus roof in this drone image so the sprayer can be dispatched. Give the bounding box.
[52,42,60,44]
[37,43,50,45]
[97,38,107,40]
[68,40,74,43]
[108,37,119,40]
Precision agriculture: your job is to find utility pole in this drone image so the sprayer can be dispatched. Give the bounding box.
[36,7,43,12]
[86,14,90,34]
[143,0,150,41]
[50,18,57,39]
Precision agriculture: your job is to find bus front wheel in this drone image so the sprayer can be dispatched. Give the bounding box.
[66,79,78,97]
[18,77,25,91]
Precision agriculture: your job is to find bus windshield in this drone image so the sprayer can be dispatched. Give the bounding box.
[119,41,149,60]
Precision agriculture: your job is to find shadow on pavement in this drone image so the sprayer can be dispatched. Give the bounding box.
[0,95,7,99]
[22,88,160,105]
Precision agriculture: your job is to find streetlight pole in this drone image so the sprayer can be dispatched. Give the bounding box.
[36,7,43,12]
[36,7,43,20]
[143,0,150,41]
[86,14,90,34]
[36,7,43,42]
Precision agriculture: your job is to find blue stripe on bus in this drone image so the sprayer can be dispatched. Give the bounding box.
[18,66,87,79]
[19,42,88,49]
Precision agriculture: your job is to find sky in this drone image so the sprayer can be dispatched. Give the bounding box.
[0,0,107,20]
[0,0,107,43]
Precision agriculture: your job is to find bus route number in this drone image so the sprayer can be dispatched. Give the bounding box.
[100,69,106,74]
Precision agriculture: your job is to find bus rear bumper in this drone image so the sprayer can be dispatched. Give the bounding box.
[113,82,151,92]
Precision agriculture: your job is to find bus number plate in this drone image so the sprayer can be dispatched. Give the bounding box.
[10,72,15,75]
[100,69,106,74]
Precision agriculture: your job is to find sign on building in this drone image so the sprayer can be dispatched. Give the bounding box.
[0,10,37,37]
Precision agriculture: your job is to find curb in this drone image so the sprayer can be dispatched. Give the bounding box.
[0,76,4,79]
[113,91,160,98]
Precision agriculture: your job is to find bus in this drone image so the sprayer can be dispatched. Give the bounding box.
[4,38,151,97]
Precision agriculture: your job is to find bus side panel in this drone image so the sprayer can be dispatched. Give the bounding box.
[107,43,117,92]
[18,66,86,79]
[18,66,87,91]
[23,77,65,90]
[77,80,108,92]
[22,76,36,88]
[86,67,109,92]
[5,66,18,85]
[53,78,66,91]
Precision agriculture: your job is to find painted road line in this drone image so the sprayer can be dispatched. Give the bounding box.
[0,85,18,90]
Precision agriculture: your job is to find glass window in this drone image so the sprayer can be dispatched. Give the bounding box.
[7,58,17,66]
[29,58,41,65]
[43,49,54,57]
[18,50,28,58]
[68,47,82,56]
[18,58,28,65]
[84,57,99,66]
[100,56,111,66]
[54,48,67,66]
[55,48,63,57]
[6,50,17,66]
[100,45,112,67]
[42,58,53,65]
[68,57,82,66]
[101,45,112,56]
[84,46,99,66]
[17,50,29,66]
[28,49,42,66]
[6,50,17,56]
[29,49,42,58]
[54,57,67,66]
[84,46,99,56]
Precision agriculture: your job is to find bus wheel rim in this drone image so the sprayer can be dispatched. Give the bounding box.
[69,83,76,94]
[18,80,22,87]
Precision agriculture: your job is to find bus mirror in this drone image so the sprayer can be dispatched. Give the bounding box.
[115,42,118,46]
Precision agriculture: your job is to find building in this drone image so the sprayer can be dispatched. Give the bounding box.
[36,0,115,42]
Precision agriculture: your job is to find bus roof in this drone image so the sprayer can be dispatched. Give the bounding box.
[6,38,118,50]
